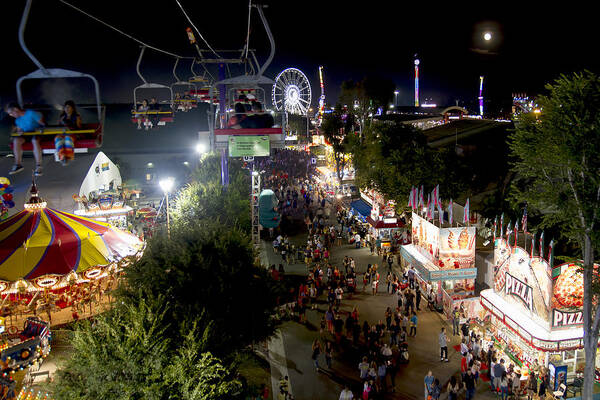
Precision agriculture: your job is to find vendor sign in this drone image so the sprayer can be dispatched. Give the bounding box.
[229,135,270,157]
[411,213,476,270]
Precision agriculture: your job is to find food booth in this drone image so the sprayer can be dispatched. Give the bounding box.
[477,234,598,388]
[399,212,478,315]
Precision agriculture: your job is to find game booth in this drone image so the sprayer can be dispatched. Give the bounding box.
[476,232,598,393]
[399,212,478,315]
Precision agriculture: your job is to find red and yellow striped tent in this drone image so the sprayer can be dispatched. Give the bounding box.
[0,189,142,290]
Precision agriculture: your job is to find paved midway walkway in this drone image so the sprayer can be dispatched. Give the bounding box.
[261,200,499,399]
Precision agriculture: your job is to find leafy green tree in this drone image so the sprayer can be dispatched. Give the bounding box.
[52,296,241,400]
[171,153,251,232]
[320,105,354,181]
[509,71,600,399]
[121,223,283,358]
[349,120,459,205]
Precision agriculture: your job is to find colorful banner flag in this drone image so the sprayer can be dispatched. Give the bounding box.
[448,199,454,226]
[493,215,498,241]
[548,239,554,267]
[463,198,470,224]
[514,220,519,246]
[531,232,536,257]
[438,202,443,225]
[500,212,504,237]
[434,184,440,207]
[539,231,545,259]
[408,187,413,208]
[426,193,431,219]
[419,185,424,209]
[506,221,512,240]
[521,205,528,234]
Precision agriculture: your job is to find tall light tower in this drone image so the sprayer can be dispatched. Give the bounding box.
[414,57,420,107]
[479,76,484,116]
[318,66,325,126]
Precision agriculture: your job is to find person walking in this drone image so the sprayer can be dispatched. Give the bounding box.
[339,385,354,400]
[415,285,422,311]
[311,339,322,371]
[409,312,418,337]
[493,359,506,392]
[377,361,387,393]
[407,266,415,289]
[526,371,537,400]
[439,327,449,362]
[358,356,369,381]
[430,379,441,400]
[464,369,476,400]
[424,371,434,400]
[452,306,461,336]
[385,307,393,331]
[325,341,333,370]
[500,371,509,400]
[447,376,460,400]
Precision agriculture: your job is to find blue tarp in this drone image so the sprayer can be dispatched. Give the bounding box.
[350,199,372,219]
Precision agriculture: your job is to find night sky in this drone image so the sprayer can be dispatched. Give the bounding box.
[1,0,598,113]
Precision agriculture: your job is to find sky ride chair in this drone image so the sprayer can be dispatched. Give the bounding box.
[188,59,218,104]
[131,46,174,129]
[10,0,105,157]
[209,4,285,154]
[171,58,198,112]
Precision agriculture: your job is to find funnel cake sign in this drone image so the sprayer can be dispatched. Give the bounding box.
[411,213,476,270]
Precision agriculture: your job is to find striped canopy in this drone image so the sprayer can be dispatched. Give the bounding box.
[0,207,142,282]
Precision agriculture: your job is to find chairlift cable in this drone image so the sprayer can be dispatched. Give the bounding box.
[243,0,252,60]
[174,0,221,59]
[57,0,194,60]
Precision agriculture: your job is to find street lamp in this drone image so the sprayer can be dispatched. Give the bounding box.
[196,143,207,154]
[483,32,492,41]
[159,177,174,238]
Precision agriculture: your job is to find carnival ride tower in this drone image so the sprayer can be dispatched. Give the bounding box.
[414,56,420,107]
[479,76,484,116]
[317,65,325,126]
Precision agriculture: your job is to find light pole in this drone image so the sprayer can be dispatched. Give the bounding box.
[159,177,174,238]
[394,90,399,106]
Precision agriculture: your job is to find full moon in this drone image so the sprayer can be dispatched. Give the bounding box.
[483,32,492,41]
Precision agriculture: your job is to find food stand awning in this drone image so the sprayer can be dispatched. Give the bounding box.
[480,289,585,352]
[367,216,404,229]
[350,199,372,220]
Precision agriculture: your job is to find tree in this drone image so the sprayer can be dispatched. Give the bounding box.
[508,71,600,399]
[121,222,283,358]
[320,105,354,181]
[52,296,241,400]
[338,76,395,138]
[171,153,251,232]
[348,120,458,205]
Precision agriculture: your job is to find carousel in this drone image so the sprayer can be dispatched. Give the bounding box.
[0,181,144,329]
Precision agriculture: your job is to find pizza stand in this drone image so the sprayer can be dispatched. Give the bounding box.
[476,228,597,390]
[399,212,478,317]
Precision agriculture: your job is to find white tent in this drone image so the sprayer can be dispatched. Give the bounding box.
[79,152,122,198]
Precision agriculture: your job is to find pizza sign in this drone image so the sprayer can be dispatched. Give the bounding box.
[552,309,584,328]
[505,273,533,311]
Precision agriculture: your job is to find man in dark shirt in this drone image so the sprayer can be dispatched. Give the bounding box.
[464,369,476,400]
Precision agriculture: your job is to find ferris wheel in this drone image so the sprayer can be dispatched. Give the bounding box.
[272,68,312,115]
